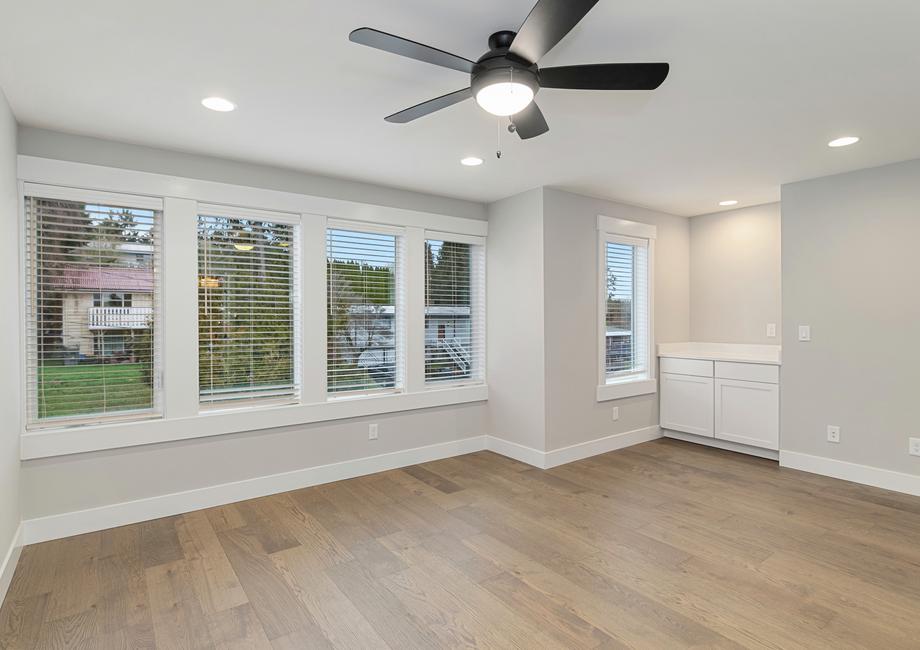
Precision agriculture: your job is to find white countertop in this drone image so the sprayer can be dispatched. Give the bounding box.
[657,342,782,365]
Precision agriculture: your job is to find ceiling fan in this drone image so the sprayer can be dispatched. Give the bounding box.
[349,0,669,140]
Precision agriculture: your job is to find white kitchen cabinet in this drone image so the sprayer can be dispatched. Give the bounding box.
[658,343,781,455]
[714,378,779,450]
[660,373,714,437]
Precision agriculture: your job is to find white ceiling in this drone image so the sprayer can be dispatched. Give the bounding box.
[2,0,919,216]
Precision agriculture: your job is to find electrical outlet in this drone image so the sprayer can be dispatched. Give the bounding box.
[368,424,378,440]
[798,325,811,342]
[909,437,920,457]
[827,425,840,443]
[766,323,777,338]
[611,406,620,421]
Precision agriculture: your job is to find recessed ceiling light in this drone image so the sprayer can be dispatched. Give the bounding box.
[719,200,739,207]
[201,96,236,112]
[828,136,859,148]
[460,157,483,167]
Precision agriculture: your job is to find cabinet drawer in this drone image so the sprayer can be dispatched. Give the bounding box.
[660,357,713,377]
[714,361,779,384]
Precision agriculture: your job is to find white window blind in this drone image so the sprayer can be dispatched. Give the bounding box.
[25,194,161,427]
[198,214,299,408]
[424,238,485,384]
[327,226,403,394]
[604,236,650,380]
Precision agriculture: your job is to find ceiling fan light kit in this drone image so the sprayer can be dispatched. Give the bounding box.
[349,0,669,141]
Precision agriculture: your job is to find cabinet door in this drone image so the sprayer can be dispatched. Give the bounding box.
[714,379,779,450]
[661,373,714,437]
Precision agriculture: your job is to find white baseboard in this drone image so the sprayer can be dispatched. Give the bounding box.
[543,426,662,468]
[663,429,779,461]
[780,450,920,497]
[486,426,662,470]
[21,436,487,545]
[19,426,666,546]
[0,524,23,608]
[484,435,547,468]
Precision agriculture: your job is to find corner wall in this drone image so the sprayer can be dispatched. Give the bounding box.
[689,203,781,343]
[0,89,22,602]
[485,189,546,453]
[781,160,920,481]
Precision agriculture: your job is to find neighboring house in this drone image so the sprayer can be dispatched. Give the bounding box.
[606,327,633,373]
[339,304,473,382]
[52,266,153,359]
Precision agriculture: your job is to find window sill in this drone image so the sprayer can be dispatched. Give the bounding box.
[20,383,488,460]
[596,378,657,402]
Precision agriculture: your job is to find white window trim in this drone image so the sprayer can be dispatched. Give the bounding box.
[17,157,488,460]
[596,214,657,402]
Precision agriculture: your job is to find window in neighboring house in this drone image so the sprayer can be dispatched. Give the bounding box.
[24,194,160,426]
[197,214,299,409]
[424,238,485,385]
[327,226,402,394]
[93,292,132,308]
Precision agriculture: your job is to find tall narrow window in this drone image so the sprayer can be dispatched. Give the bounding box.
[327,226,402,394]
[604,238,649,379]
[424,237,485,384]
[597,215,656,401]
[198,214,299,408]
[25,192,161,427]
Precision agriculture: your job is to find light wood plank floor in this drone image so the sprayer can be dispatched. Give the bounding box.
[3,438,920,649]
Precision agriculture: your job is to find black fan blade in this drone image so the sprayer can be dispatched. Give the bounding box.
[385,88,472,123]
[350,28,474,74]
[509,0,599,64]
[512,102,549,139]
[540,63,670,90]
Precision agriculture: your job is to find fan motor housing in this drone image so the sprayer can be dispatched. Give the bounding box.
[471,31,540,100]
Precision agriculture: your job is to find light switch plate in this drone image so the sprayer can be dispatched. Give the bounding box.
[369,424,379,440]
[798,325,811,342]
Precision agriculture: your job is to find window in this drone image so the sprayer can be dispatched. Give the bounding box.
[327,225,402,394]
[24,193,161,426]
[597,216,656,401]
[93,292,132,307]
[424,237,485,384]
[198,214,299,408]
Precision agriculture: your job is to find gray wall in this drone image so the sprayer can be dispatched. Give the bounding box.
[690,203,782,343]
[22,406,486,519]
[18,127,487,221]
[0,90,20,558]
[486,189,546,450]
[782,160,920,475]
[542,188,690,451]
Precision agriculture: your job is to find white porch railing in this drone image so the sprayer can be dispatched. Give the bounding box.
[88,307,153,330]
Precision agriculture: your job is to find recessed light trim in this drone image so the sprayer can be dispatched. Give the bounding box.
[201,96,236,112]
[460,157,483,167]
[828,136,859,148]
[719,200,739,207]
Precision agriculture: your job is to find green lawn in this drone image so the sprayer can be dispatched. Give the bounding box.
[38,362,153,419]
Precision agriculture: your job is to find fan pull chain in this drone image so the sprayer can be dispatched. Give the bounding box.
[496,118,503,159]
